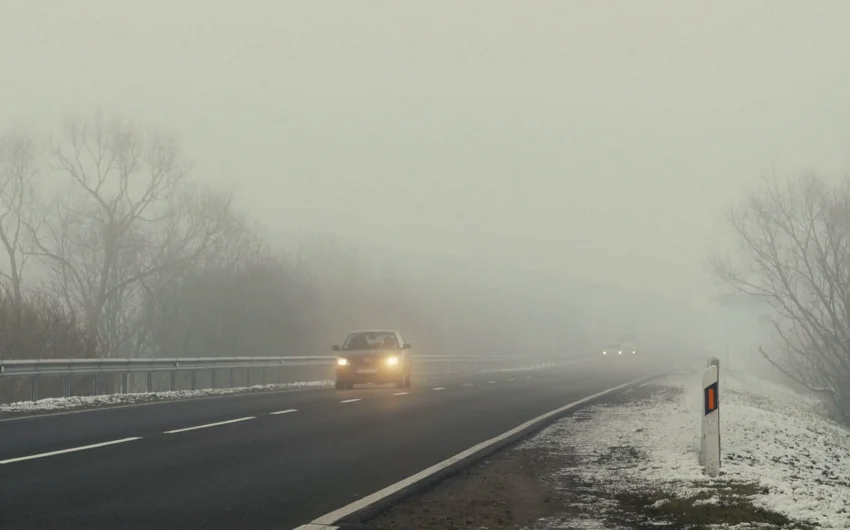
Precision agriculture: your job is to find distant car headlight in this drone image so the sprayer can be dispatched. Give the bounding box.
[386,356,399,366]
[337,358,349,366]
[602,351,607,355]
[618,350,622,355]
[632,350,636,354]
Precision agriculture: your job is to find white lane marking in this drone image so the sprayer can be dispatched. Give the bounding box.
[0,382,331,424]
[432,387,445,391]
[306,372,664,527]
[526,376,533,379]
[508,378,516,381]
[623,389,634,395]
[293,524,340,530]
[0,437,142,464]
[340,399,361,403]
[488,380,498,384]
[393,392,410,396]
[462,383,475,387]
[163,416,255,434]
[270,409,298,415]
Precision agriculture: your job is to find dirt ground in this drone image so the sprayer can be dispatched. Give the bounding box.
[365,448,564,530]
[363,384,807,530]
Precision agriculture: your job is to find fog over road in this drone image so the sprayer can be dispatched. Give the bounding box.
[0,358,656,530]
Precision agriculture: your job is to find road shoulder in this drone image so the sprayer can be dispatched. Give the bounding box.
[365,373,848,529]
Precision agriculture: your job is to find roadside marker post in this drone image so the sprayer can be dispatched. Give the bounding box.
[701,358,720,477]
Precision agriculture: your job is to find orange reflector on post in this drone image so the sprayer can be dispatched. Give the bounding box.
[704,382,719,415]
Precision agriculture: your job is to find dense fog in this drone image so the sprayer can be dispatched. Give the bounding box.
[1,2,850,413]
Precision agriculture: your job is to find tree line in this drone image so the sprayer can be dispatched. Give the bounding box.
[0,111,598,402]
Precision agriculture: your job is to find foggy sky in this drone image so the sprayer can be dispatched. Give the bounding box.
[3,0,849,310]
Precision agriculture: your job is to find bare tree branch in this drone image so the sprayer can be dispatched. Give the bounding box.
[715,172,850,424]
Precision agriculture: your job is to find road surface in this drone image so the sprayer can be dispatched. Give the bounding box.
[0,358,652,529]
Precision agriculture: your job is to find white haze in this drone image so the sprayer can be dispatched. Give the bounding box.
[2,1,849,358]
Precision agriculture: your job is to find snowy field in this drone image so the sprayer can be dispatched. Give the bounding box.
[0,380,332,414]
[521,370,850,529]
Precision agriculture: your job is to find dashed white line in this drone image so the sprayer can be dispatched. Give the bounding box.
[432,387,446,391]
[488,380,498,384]
[526,376,533,379]
[270,409,298,415]
[163,417,255,434]
[508,378,516,381]
[340,398,361,403]
[393,392,410,396]
[0,437,142,464]
[462,383,475,387]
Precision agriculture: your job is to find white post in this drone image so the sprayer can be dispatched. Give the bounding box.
[701,358,720,477]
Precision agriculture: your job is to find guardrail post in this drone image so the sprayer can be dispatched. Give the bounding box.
[147,372,153,393]
[276,366,281,384]
[121,373,128,394]
[262,367,267,385]
[246,368,251,387]
[701,358,720,477]
[94,373,100,396]
[229,368,234,388]
[31,375,37,401]
[63,375,70,398]
[211,369,216,389]
[191,371,197,391]
[170,371,176,391]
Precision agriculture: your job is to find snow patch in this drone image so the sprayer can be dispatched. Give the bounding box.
[521,371,850,529]
[0,380,332,414]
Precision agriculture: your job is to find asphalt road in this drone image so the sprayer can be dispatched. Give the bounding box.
[0,357,653,529]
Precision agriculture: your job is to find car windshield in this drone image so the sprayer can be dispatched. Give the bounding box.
[342,332,399,351]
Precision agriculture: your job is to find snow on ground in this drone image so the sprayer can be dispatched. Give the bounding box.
[0,380,332,414]
[521,370,850,529]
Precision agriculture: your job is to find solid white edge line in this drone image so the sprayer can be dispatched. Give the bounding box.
[306,372,662,527]
[340,399,361,403]
[431,387,445,391]
[393,392,409,396]
[0,437,142,464]
[270,409,298,415]
[292,525,339,530]
[163,416,255,434]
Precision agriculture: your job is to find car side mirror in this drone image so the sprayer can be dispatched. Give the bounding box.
[403,343,412,350]
[332,345,340,351]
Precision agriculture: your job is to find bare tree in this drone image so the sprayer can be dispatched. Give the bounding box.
[0,130,39,325]
[712,173,850,423]
[28,112,232,357]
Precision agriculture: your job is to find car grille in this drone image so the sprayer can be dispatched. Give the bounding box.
[350,355,376,367]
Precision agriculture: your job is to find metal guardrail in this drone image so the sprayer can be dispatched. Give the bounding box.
[0,354,572,403]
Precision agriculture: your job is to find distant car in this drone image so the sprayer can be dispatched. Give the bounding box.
[332,330,413,390]
[601,342,638,356]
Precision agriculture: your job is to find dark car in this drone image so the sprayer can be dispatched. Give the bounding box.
[332,330,413,389]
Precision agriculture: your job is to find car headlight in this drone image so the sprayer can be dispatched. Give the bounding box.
[386,356,399,366]
[337,358,349,366]
[618,350,622,355]
[632,350,636,354]
[602,351,607,355]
